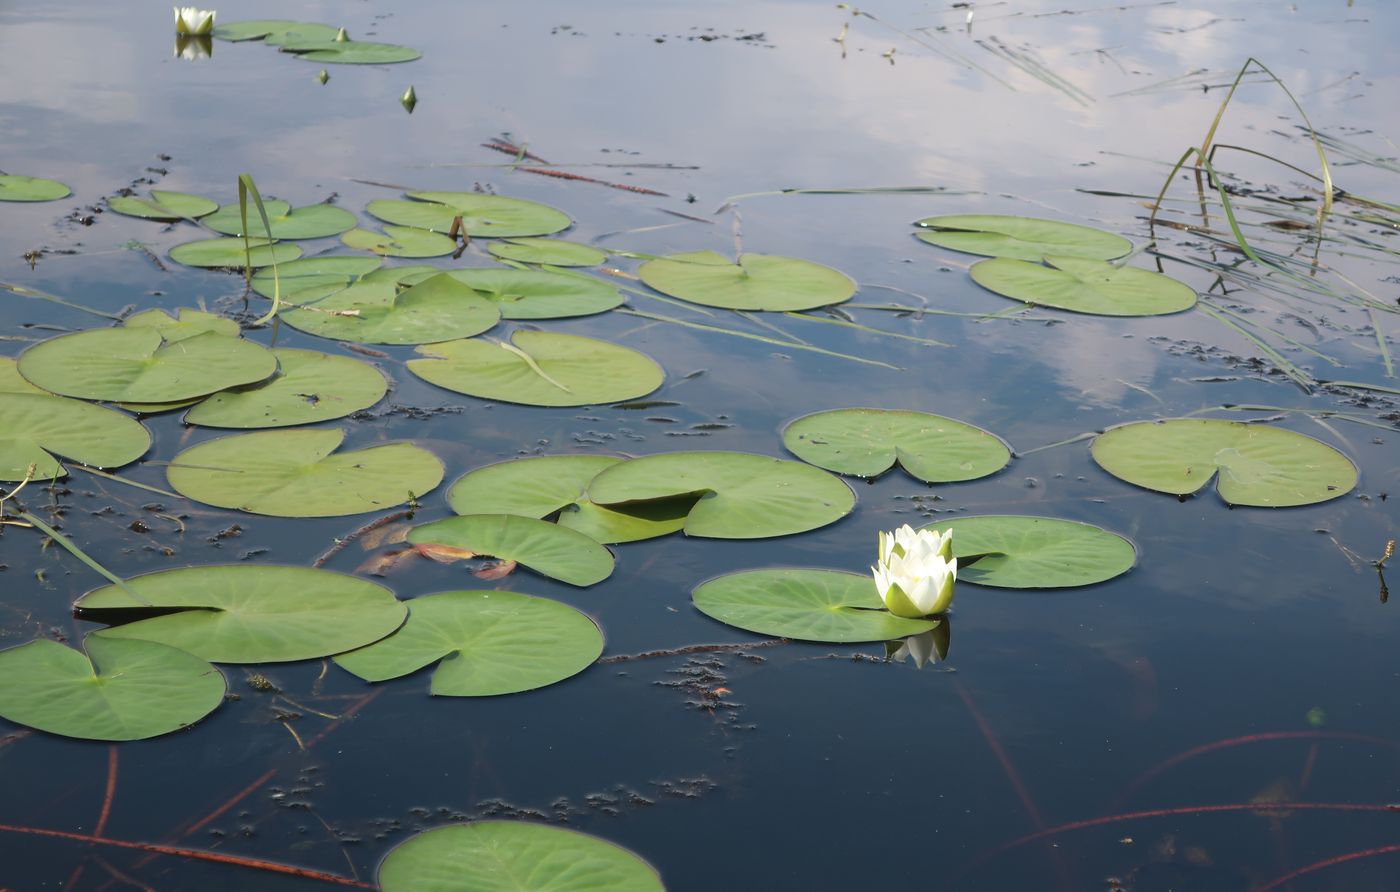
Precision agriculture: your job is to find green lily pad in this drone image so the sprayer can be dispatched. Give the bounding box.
[167,428,443,517]
[415,269,622,319]
[488,238,606,267]
[0,175,71,202]
[913,214,1132,261]
[0,358,47,395]
[0,637,224,741]
[169,237,303,268]
[446,455,689,544]
[0,393,150,481]
[969,256,1197,316]
[1090,419,1358,507]
[77,565,406,663]
[211,20,337,42]
[106,190,218,220]
[342,226,457,258]
[185,349,388,428]
[921,515,1136,588]
[782,408,1011,483]
[281,39,422,64]
[282,273,499,345]
[122,308,240,342]
[378,823,665,892]
[408,515,614,587]
[692,568,938,642]
[586,451,855,539]
[637,251,855,311]
[18,329,277,403]
[408,331,663,407]
[334,590,603,695]
[202,201,357,240]
[368,192,572,238]
[251,256,382,299]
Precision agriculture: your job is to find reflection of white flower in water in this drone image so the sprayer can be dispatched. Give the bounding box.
[872,524,957,618]
[174,7,216,36]
[173,34,212,60]
[892,631,937,669]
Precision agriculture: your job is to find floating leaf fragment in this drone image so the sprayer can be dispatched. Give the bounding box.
[408,514,614,586]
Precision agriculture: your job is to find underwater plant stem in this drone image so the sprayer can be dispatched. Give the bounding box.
[0,823,373,888]
[1254,842,1400,892]
[312,510,412,568]
[95,746,118,836]
[616,308,902,369]
[0,282,122,320]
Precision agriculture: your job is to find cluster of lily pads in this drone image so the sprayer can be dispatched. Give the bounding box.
[0,175,1365,888]
[211,19,421,65]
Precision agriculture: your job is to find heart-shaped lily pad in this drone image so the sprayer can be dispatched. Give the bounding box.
[212,20,337,42]
[334,590,603,695]
[122,308,240,342]
[202,201,357,240]
[282,273,499,345]
[167,429,443,517]
[969,256,1197,316]
[342,225,457,258]
[914,214,1132,261]
[408,331,664,407]
[251,255,382,299]
[369,193,572,238]
[1090,419,1358,507]
[0,175,71,202]
[169,237,303,268]
[18,329,277,403]
[487,238,606,267]
[0,637,225,741]
[638,251,855,311]
[921,515,1136,588]
[434,269,623,319]
[0,358,46,395]
[783,408,1011,483]
[692,568,938,642]
[378,823,665,892]
[184,348,388,428]
[281,39,422,64]
[408,515,614,587]
[106,190,218,220]
[77,565,406,663]
[0,393,150,481]
[586,451,855,539]
[447,455,690,544]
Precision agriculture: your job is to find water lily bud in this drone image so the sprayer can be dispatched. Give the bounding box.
[317,69,330,84]
[173,7,216,36]
[400,85,417,113]
[334,27,350,42]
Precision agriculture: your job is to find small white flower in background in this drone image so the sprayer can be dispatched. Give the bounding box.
[174,7,216,36]
[872,524,957,618]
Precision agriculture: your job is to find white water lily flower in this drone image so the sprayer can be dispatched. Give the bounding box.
[872,525,956,617]
[892,631,937,669]
[174,7,216,36]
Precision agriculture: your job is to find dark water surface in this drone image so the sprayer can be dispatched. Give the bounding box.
[2,1,1398,889]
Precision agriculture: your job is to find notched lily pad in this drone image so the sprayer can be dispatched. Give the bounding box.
[334,590,603,696]
[211,20,337,42]
[282,272,499,345]
[122,308,240,342]
[167,428,443,517]
[782,408,1011,483]
[169,237,303,268]
[378,823,665,892]
[586,451,855,539]
[922,515,1136,588]
[203,200,357,240]
[970,256,1197,316]
[106,190,218,220]
[342,225,457,258]
[77,565,406,663]
[914,214,1132,261]
[0,392,150,481]
[488,238,606,267]
[184,348,389,428]
[638,251,855,311]
[408,331,664,407]
[1090,419,1358,507]
[408,514,615,587]
[0,637,225,741]
[0,175,71,202]
[436,269,622,320]
[281,39,422,64]
[18,328,277,403]
[251,255,383,300]
[446,455,690,544]
[369,193,572,238]
[692,568,938,642]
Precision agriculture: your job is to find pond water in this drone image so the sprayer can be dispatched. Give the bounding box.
[1,1,1398,890]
